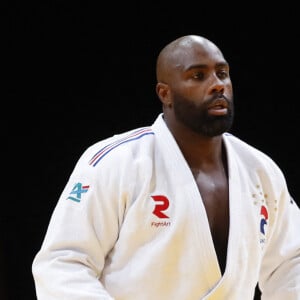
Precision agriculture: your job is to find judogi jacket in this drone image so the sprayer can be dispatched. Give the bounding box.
[32,113,300,299]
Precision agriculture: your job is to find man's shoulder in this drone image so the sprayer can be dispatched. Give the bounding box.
[223,132,275,163]
[86,126,155,168]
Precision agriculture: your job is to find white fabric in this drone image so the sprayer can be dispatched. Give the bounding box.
[32,113,300,299]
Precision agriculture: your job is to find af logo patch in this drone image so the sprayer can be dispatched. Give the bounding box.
[67,182,90,203]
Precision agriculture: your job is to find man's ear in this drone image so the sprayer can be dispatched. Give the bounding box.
[156,82,171,107]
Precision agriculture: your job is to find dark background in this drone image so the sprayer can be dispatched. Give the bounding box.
[4,2,299,299]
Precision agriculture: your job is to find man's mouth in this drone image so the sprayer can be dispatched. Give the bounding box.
[207,99,228,116]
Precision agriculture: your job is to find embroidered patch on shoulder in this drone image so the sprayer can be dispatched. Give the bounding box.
[67,182,90,203]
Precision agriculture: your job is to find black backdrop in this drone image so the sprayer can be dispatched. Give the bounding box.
[4,2,300,299]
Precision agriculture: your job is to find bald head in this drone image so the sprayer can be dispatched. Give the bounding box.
[156,35,225,84]
[155,34,233,135]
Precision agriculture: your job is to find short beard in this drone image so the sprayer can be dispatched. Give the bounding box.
[173,94,234,137]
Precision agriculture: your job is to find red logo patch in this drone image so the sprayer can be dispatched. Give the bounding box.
[151,195,169,218]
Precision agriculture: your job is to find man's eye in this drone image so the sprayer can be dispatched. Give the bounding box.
[218,71,229,79]
[192,72,205,80]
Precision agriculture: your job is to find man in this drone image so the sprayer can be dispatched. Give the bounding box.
[32,35,300,299]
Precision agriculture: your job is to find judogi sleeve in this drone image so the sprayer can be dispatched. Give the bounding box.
[258,172,300,300]
[32,142,125,300]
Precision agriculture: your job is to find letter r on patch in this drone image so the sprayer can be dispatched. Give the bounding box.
[151,195,169,218]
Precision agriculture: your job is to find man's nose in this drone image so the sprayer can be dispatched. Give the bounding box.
[209,75,225,94]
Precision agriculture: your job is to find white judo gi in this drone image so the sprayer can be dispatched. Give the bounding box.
[32,113,300,300]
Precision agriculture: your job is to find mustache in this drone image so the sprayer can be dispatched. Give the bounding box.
[206,94,231,106]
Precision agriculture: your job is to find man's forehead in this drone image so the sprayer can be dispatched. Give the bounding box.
[170,46,226,70]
